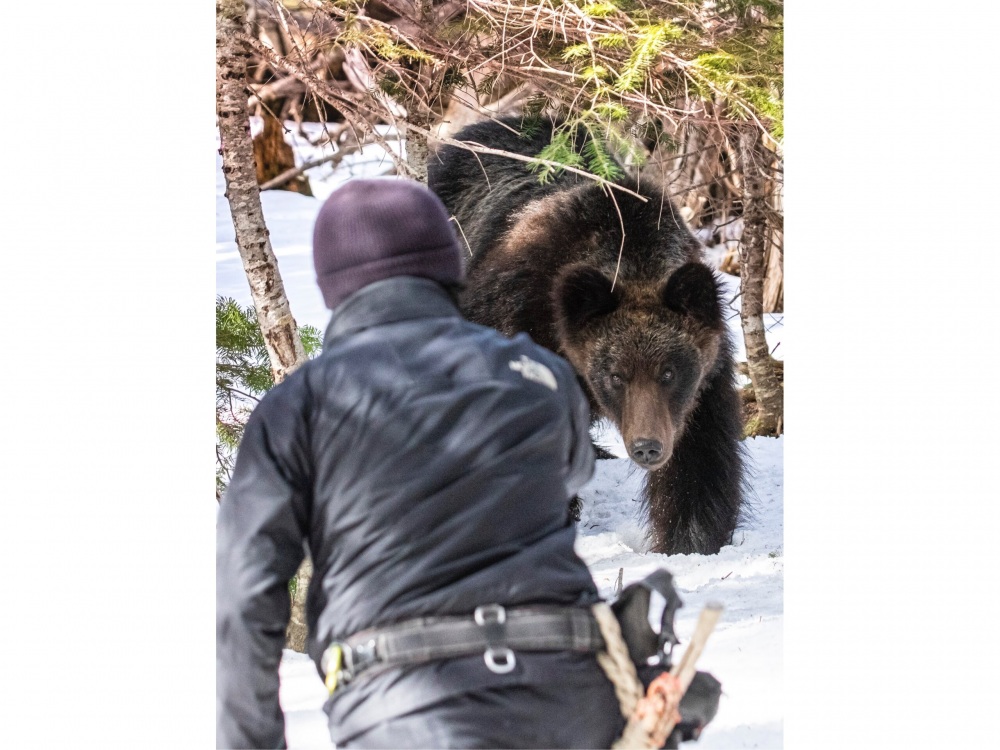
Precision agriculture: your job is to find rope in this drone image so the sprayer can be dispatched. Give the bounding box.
[592,601,723,749]
[591,602,644,719]
[591,602,654,748]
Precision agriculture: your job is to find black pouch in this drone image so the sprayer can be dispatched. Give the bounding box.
[611,569,722,747]
[611,569,683,668]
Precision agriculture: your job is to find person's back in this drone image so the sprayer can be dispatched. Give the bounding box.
[216,179,623,749]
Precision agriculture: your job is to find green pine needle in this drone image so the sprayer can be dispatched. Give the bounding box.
[590,102,630,121]
[595,33,628,49]
[215,297,322,496]
[582,134,624,181]
[529,129,585,183]
[615,22,684,93]
[580,65,611,82]
[582,2,620,18]
[562,43,591,61]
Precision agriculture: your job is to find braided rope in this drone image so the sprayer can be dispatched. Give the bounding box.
[593,601,724,749]
[590,603,650,743]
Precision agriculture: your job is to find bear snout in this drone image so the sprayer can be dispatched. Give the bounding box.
[629,438,669,469]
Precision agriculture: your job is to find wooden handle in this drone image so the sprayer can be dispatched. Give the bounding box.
[670,602,723,691]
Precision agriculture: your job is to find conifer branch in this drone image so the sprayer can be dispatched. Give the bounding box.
[435,132,648,201]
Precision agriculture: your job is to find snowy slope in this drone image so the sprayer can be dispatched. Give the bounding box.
[216,126,785,749]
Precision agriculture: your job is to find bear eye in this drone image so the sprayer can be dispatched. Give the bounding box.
[660,368,675,385]
[609,373,624,388]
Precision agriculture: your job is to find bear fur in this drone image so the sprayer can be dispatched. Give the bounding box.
[428,118,746,555]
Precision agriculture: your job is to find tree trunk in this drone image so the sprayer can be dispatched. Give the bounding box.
[217,0,311,652]
[737,126,783,436]
[285,554,312,653]
[217,0,307,385]
[763,172,783,313]
[405,110,431,183]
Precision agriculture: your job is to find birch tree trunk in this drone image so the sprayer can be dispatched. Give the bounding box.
[217,0,307,383]
[284,558,313,654]
[217,0,311,652]
[763,174,784,313]
[737,126,783,436]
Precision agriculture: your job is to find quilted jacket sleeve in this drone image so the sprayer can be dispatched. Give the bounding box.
[556,357,597,499]
[216,380,312,749]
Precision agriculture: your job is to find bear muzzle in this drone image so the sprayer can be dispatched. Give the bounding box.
[629,438,665,468]
[620,382,675,470]
[628,437,673,470]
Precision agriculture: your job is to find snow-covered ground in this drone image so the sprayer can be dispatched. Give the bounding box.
[217,124,785,749]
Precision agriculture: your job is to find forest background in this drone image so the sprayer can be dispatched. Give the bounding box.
[3,2,999,749]
[215,0,787,652]
[216,0,786,474]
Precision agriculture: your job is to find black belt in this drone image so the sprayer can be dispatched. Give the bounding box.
[321,604,606,693]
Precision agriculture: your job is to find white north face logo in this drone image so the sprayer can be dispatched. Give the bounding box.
[509,355,558,391]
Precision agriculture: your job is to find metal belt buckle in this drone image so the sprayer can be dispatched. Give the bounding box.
[474,604,516,674]
[474,603,507,626]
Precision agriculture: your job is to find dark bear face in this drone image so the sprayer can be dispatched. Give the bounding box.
[553,262,725,470]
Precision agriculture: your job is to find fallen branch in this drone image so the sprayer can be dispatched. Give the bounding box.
[260,151,343,190]
[248,75,307,109]
[433,133,650,203]
[247,49,346,109]
[239,31,652,202]
[259,129,403,190]
[241,32,415,178]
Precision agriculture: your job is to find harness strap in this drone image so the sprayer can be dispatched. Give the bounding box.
[322,604,606,692]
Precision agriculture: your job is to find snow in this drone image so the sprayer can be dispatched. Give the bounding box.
[217,124,785,748]
[584,437,784,750]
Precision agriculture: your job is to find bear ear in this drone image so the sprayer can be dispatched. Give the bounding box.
[554,264,621,332]
[661,262,724,330]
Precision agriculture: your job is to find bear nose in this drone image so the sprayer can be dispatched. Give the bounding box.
[629,439,663,466]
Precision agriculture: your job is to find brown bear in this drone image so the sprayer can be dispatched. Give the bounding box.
[428,117,746,555]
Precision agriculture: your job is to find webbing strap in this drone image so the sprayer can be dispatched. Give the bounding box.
[326,605,606,687]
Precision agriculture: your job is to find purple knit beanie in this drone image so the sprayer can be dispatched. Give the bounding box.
[312,178,465,310]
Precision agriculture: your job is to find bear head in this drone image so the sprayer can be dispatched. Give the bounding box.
[552,261,726,470]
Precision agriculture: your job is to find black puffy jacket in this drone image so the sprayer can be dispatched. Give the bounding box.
[216,276,623,749]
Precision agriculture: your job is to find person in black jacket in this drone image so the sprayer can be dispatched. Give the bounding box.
[217,178,627,749]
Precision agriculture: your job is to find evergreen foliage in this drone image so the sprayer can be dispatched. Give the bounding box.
[216,297,322,499]
[523,1,783,171]
[581,130,625,181]
[614,22,684,93]
[249,1,782,182]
